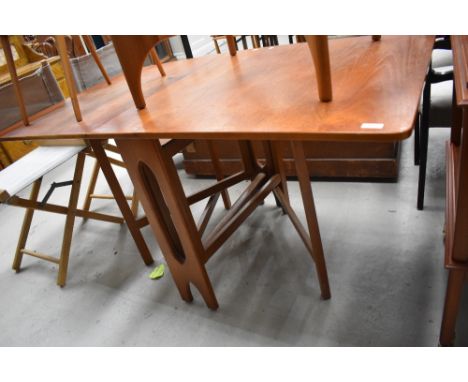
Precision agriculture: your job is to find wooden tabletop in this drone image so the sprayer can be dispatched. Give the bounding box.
[0,36,434,143]
[452,35,468,107]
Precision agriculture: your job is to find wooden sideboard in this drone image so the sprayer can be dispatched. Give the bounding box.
[182,139,400,180]
[439,35,468,346]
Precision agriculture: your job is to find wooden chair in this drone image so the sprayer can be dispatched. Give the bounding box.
[212,35,259,53]
[0,144,125,286]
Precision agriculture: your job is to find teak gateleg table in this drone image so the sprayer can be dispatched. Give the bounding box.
[0,36,434,310]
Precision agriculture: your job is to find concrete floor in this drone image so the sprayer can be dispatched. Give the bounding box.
[1,130,467,346]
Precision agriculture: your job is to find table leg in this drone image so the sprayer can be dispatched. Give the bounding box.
[207,140,231,209]
[263,141,289,210]
[291,141,330,299]
[116,138,219,310]
[89,140,154,266]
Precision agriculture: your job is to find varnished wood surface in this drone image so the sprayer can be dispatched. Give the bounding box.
[0,55,215,141]
[440,35,468,346]
[452,35,468,107]
[0,36,433,143]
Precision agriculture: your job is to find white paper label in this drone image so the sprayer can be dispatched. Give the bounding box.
[360,123,384,129]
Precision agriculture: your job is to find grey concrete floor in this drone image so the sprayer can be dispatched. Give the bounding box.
[1,130,467,346]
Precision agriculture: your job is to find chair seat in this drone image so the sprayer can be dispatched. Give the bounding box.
[432,49,453,68]
[418,80,453,128]
[433,65,453,77]
[0,144,85,202]
[429,80,453,127]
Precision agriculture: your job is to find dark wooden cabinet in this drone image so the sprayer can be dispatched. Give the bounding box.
[183,140,400,181]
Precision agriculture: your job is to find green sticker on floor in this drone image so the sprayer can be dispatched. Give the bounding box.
[149,264,165,280]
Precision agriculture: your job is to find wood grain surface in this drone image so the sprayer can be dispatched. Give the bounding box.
[452,35,468,106]
[0,36,434,143]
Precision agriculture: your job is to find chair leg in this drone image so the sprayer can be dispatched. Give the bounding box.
[56,35,82,122]
[241,36,248,50]
[251,35,260,49]
[439,269,465,346]
[12,178,43,272]
[414,112,420,165]
[57,152,86,287]
[149,48,166,77]
[82,158,100,214]
[417,125,429,210]
[82,35,112,85]
[417,79,431,210]
[0,36,29,126]
[213,38,221,54]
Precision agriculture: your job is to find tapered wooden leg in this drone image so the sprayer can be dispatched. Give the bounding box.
[226,35,237,56]
[291,141,330,299]
[57,152,85,286]
[111,36,164,109]
[252,35,260,49]
[56,35,82,122]
[213,38,221,54]
[305,35,333,102]
[241,36,248,50]
[12,178,42,271]
[116,139,219,309]
[82,35,111,85]
[440,270,465,346]
[149,48,166,77]
[82,159,100,213]
[0,36,29,125]
[207,140,231,209]
[89,140,154,266]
